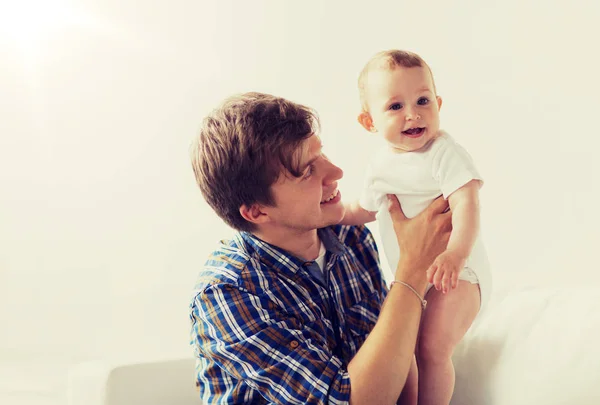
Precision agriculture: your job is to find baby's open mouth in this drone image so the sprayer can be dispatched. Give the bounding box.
[402,127,425,136]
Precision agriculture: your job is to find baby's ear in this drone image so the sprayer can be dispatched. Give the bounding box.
[437,95,443,110]
[357,111,377,133]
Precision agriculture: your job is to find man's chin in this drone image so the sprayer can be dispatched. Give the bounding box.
[324,209,346,228]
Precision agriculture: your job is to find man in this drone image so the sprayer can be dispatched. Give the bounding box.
[189,92,451,404]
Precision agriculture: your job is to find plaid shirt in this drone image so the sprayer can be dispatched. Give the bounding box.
[189,225,388,404]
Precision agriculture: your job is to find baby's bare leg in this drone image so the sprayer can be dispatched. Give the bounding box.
[397,355,418,405]
[417,281,480,405]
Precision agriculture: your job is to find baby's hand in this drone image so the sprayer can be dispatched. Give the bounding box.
[427,250,466,294]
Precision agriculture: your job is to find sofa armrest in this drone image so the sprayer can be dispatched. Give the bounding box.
[67,358,199,405]
[452,286,600,405]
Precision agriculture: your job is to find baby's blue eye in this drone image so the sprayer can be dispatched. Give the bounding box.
[417,97,429,105]
[389,103,403,111]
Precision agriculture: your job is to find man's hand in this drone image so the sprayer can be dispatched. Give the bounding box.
[427,250,466,293]
[387,195,452,288]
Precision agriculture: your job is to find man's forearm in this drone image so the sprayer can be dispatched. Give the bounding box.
[347,266,427,405]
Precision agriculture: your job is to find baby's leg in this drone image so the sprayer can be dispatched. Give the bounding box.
[397,355,418,405]
[417,280,480,405]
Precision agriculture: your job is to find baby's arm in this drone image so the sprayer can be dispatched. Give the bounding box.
[446,179,481,258]
[428,179,481,292]
[340,201,377,225]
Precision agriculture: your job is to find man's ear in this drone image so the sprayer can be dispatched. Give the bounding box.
[239,203,269,225]
[358,111,377,133]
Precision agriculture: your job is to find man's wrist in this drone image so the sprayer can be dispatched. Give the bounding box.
[394,258,428,295]
[389,280,428,310]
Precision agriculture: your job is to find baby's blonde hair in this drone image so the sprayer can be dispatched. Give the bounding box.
[358,49,437,111]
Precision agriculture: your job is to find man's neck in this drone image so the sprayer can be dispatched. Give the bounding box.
[252,227,321,262]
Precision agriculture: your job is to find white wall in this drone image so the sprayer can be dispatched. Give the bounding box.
[1,0,600,371]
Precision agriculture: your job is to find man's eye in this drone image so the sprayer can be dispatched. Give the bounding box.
[303,165,314,178]
[417,97,429,105]
[389,103,403,111]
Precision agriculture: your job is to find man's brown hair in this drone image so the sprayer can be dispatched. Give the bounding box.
[190,92,319,231]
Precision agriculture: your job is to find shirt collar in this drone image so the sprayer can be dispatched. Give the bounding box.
[237,226,347,274]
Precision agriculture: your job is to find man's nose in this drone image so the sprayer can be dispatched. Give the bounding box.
[324,160,343,183]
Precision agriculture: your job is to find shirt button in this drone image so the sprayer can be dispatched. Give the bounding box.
[290,340,299,349]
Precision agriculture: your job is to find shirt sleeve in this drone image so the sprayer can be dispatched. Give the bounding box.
[190,277,351,404]
[431,137,483,199]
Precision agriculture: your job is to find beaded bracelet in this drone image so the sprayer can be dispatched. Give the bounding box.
[390,280,427,310]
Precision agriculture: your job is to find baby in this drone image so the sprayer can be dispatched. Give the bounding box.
[342,50,492,405]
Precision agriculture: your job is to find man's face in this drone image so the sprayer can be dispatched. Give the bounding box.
[262,134,345,232]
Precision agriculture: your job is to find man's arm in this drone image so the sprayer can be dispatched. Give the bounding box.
[347,195,452,405]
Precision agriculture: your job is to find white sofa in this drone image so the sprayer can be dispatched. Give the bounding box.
[67,358,199,405]
[0,358,71,405]
[452,286,600,405]
[67,286,600,405]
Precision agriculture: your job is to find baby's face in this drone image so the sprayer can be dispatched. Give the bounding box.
[364,66,442,152]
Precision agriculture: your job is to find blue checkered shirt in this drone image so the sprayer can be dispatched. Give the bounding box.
[189,225,387,404]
